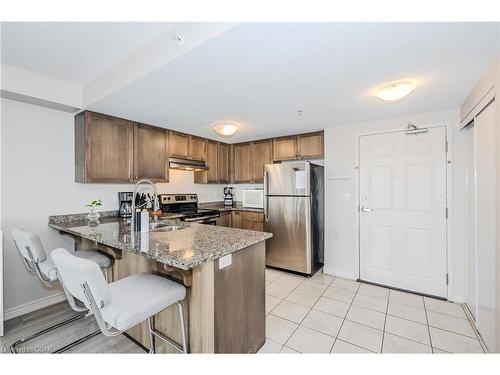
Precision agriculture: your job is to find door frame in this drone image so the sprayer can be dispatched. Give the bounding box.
[355,125,450,299]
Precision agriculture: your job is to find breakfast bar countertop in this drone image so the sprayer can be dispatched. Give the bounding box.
[48,212,272,270]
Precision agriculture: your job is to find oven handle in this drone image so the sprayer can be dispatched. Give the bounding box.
[182,214,220,222]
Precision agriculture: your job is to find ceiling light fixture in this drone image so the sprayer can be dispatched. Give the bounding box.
[212,122,240,138]
[376,81,416,102]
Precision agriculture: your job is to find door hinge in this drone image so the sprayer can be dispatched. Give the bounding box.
[445,140,449,153]
[446,207,448,219]
[446,273,449,285]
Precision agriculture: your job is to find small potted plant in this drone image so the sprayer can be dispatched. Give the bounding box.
[86,199,103,222]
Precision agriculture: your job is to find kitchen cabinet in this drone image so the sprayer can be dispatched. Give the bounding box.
[231,140,273,183]
[170,131,206,161]
[75,111,134,183]
[194,141,229,184]
[273,131,324,161]
[75,110,323,184]
[273,136,297,161]
[169,131,190,159]
[216,211,232,227]
[297,132,324,159]
[232,211,264,231]
[232,142,253,183]
[134,123,169,182]
[75,112,169,183]
[217,143,229,183]
[252,139,273,183]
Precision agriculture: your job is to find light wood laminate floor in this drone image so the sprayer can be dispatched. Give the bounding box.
[1,302,145,354]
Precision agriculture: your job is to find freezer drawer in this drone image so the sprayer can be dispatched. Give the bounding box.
[265,196,311,273]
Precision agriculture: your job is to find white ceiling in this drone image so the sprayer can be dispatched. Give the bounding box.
[2,22,500,142]
[1,22,173,85]
[87,23,500,142]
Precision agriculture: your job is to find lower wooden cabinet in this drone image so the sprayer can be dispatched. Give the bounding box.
[216,211,232,227]
[231,211,264,231]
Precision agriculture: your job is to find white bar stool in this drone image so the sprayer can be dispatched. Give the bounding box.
[51,248,188,353]
[9,228,112,353]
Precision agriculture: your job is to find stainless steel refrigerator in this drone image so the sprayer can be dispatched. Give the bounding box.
[264,161,324,275]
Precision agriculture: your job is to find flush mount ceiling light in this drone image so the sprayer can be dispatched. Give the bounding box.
[376,81,416,102]
[212,122,240,137]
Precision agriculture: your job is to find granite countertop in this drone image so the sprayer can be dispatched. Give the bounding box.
[48,212,271,270]
[199,201,264,213]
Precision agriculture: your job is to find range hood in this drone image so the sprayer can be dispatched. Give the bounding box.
[169,157,209,171]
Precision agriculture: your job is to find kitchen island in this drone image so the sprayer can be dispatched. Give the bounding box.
[48,212,272,353]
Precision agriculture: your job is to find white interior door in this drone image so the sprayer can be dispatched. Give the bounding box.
[359,127,447,297]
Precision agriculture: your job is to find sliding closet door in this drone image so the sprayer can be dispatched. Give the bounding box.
[465,124,476,319]
[475,99,497,352]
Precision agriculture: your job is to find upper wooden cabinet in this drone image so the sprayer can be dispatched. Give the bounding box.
[194,140,228,184]
[75,111,322,184]
[273,131,324,161]
[134,123,169,182]
[169,131,190,159]
[190,136,206,161]
[170,131,206,161]
[75,112,169,183]
[231,140,273,183]
[252,139,273,183]
[273,136,297,161]
[75,112,134,183]
[232,142,253,183]
[297,132,324,159]
[217,143,229,183]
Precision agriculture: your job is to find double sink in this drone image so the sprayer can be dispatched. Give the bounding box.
[148,221,187,232]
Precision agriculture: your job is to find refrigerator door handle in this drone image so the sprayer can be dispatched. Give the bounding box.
[264,170,269,221]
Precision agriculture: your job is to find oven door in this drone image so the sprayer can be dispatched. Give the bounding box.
[182,214,219,225]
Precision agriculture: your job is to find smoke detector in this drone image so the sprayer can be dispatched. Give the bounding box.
[173,34,185,46]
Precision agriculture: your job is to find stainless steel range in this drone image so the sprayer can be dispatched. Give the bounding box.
[159,194,220,225]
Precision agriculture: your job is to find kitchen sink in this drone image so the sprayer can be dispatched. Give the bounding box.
[149,222,186,232]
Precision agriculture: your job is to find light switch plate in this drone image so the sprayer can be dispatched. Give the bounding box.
[219,254,232,269]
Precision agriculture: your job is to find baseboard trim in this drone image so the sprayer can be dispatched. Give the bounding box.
[322,266,357,280]
[4,292,66,321]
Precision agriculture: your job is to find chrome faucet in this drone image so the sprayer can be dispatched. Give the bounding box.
[131,179,160,233]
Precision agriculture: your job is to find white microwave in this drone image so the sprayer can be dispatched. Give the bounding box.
[242,189,264,208]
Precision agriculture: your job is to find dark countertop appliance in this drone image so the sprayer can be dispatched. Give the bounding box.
[118,192,133,218]
[223,186,234,207]
[159,194,220,225]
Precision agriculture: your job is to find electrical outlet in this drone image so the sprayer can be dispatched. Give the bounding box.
[218,254,232,269]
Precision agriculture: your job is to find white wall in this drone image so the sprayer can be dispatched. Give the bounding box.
[323,108,466,302]
[0,98,238,317]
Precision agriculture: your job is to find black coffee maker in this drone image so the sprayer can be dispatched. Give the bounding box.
[118,192,133,218]
[223,187,234,207]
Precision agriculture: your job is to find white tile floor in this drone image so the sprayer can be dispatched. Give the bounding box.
[259,268,485,354]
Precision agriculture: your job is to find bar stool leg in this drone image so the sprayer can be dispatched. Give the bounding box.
[147,317,155,354]
[177,302,187,354]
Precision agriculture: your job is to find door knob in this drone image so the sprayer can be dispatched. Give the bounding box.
[360,206,373,212]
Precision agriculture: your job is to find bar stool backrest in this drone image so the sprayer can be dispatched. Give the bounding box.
[51,248,111,310]
[11,228,48,267]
